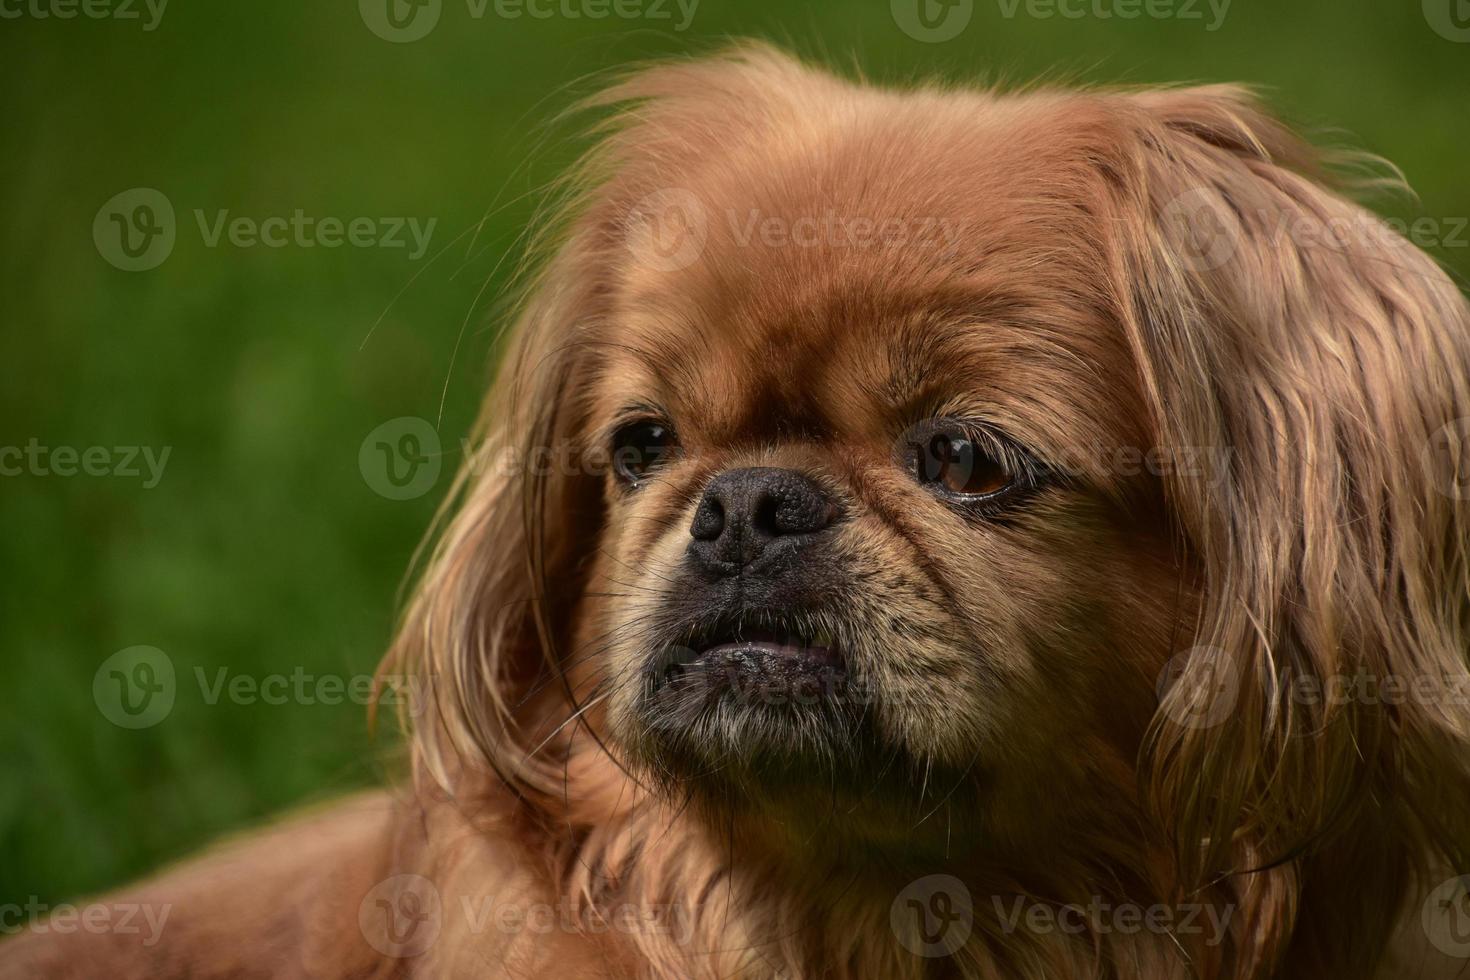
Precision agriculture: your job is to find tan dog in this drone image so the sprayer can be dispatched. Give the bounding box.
[10,44,1470,979]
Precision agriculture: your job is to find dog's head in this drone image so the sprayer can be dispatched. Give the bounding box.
[387,44,1470,967]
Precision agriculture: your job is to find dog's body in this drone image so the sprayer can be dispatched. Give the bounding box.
[10,46,1470,979]
[3,792,1463,978]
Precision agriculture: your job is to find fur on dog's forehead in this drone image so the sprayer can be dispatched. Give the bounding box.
[589,93,1150,480]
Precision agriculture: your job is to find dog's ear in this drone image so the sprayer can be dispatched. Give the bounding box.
[377,44,822,807]
[378,217,615,803]
[1107,85,1470,966]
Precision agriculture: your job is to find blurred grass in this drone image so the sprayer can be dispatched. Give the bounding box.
[0,0,1465,905]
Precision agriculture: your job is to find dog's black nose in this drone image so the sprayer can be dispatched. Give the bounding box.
[688,467,835,574]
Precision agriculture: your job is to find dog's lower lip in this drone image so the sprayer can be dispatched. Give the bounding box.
[697,638,844,670]
[658,623,848,682]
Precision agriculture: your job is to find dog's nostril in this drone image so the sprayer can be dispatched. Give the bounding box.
[690,497,725,541]
[752,494,781,537]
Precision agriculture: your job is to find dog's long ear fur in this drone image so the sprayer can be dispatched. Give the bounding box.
[1110,86,1470,974]
[378,210,616,806]
[377,45,829,813]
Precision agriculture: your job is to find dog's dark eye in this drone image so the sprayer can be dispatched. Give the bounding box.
[907,421,1020,501]
[919,430,1011,496]
[612,420,678,485]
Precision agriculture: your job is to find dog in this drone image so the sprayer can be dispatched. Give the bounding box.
[8,43,1470,979]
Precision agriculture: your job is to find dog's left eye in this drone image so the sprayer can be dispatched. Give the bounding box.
[907,422,1017,499]
[611,420,678,485]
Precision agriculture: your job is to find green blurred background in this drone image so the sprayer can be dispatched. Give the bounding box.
[1,0,1465,908]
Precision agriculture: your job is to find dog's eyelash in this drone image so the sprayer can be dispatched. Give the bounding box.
[595,403,671,450]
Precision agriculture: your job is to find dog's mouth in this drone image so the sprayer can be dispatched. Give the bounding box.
[632,609,919,800]
[650,612,849,697]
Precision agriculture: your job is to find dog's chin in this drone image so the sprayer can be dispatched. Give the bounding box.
[623,613,980,829]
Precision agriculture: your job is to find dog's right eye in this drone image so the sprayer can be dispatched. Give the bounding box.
[900,418,1048,515]
[611,420,678,485]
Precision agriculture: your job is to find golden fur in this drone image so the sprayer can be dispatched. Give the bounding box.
[8,44,1470,979]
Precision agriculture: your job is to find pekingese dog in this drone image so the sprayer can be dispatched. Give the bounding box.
[10,43,1470,980]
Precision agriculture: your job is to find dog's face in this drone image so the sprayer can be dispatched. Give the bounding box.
[567,88,1191,849]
